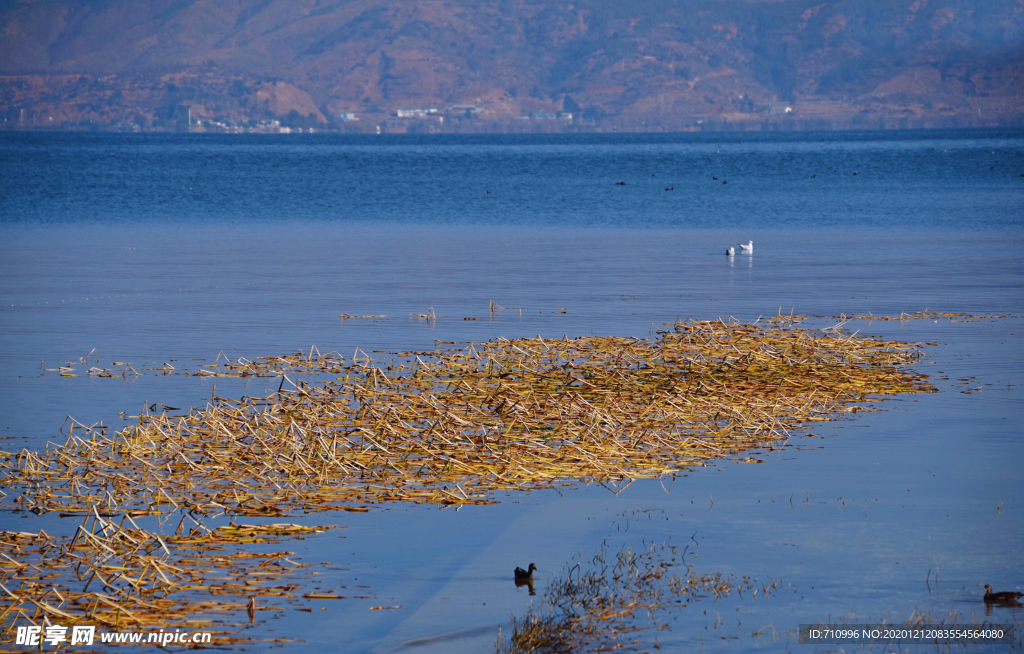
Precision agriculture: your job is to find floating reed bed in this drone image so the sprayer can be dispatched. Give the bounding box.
[0,511,331,639]
[46,346,351,379]
[498,540,776,653]
[3,317,934,517]
[45,311,1001,379]
[837,310,1013,323]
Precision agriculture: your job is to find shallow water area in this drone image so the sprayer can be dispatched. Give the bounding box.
[0,130,1022,652]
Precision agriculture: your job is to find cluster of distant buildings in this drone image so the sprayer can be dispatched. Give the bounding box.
[171,104,580,134]
[187,118,323,133]
[386,106,575,122]
[520,110,573,121]
[192,118,244,132]
[388,105,485,120]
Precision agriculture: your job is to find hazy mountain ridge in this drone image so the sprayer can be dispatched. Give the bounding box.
[2,0,1022,131]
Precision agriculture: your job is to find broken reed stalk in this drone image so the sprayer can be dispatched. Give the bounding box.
[2,317,934,517]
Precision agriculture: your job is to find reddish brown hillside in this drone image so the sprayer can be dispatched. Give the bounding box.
[1,0,1022,131]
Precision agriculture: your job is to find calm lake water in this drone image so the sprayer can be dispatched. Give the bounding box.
[1,130,1022,652]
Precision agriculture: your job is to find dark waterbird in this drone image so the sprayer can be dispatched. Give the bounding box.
[514,563,536,581]
[984,585,1022,605]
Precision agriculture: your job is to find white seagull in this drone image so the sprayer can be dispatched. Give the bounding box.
[725,246,735,256]
[738,240,754,254]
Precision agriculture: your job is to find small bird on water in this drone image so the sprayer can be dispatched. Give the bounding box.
[739,240,754,254]
[514,563,536,581]
[725,246,735,256]
[984,585,1023,605]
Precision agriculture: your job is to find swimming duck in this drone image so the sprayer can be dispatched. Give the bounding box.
[739,241,754,254]
[726,247,735,256]
[514,563,536,581]
[984,585,1023,604]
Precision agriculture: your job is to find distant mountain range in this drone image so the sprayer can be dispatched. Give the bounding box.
[2,0,1022,132]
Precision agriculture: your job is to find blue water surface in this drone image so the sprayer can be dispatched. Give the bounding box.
[2,129,1022,229]
[0,129,1022,652]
